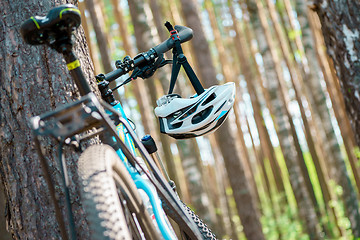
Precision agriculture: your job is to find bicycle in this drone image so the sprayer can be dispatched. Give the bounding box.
[20,4,234,240]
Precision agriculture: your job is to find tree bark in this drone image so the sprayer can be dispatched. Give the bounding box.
[311,2,360,235]
[0,1,94,239]
[235,1,288,201]
[314,0,360,148]
[0,180,11,239]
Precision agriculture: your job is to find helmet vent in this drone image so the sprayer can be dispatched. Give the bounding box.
[167,120,183,130]
[179,106,197,120]
[191,106,213,124]
[201,93,216,106]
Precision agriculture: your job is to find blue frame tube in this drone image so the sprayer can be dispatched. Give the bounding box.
[112,102,176,239]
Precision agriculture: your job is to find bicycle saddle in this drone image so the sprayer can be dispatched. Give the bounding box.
[20,4,81,45]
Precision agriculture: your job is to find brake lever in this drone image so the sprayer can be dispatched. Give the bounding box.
[137,54,173,79]
[111,54,172,92]
[111,70,139,92]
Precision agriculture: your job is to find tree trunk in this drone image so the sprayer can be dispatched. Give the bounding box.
[84,0,122,102]
[208,135,239,239]
[0,180,11,239]
[314,0,360,148]
[263,0,333,235]
[179,0,265,239]
[243,0,323,238]
[204,0,261,208]
[311,2,360,235]
[176,139,218,232]
[78,1,100,74]
[296,0,360,197]
[235,1,288,201]
[84,0,111,72]
[281,0,344,236]
[0,1,94,239]
[110,0,156,136]
[127,0,185,198]
[228,0,286,204]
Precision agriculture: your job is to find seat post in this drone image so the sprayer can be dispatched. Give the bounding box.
[63,50,92,96]
[54,38,92,96]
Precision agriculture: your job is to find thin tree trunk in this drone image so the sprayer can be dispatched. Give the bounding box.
[204,0,261,208]
[110,0,156,136]
[208,135,238,239]
[78,1,100,74]
[84,0,122,102]
[243,0,323,238]
[279,1,344,236]
[263,0,332,235]
[293,0,344,190]
[233,1,288,202]
[127,0,185,198]
[84,0,111,72]
[176,139,218,232]
[280,0,360,202]
[179,0,265,239]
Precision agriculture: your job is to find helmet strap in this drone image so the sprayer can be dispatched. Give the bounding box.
[165,22,205,95]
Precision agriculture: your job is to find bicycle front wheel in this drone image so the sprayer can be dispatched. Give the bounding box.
[77,144,160,240]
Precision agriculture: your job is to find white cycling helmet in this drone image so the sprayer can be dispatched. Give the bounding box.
[154,82,236,139]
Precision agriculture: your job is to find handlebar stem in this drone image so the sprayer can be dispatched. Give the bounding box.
[97,80,118,105]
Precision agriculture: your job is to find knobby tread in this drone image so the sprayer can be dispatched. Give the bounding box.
[182,202,217,240]
[77,144,132,240]
[162,199,217,240]
[78,144,216,239]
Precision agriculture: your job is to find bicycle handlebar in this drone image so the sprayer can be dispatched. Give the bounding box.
[103,53,149,82]
[103,25,193,82]
[153,25,193,54]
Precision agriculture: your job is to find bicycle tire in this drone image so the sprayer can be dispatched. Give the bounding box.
[181,202,217,240]
[77,144,160,240]
[162,200,217,240]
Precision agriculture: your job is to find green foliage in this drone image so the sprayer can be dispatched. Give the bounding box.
[302,151,325,211]
[328,180,354,239]
[273,147,297,210]
[256,148,359,239]
[288,29,302,40]
[259,186,309,240]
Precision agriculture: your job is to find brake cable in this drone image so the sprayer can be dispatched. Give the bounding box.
[164,21,205,95]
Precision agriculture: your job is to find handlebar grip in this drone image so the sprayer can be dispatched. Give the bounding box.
[153,25,193,55]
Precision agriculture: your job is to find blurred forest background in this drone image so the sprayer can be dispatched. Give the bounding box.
[1,0,359,239]
[77,0,360,239]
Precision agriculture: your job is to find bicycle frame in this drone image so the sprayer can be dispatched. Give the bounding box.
[23,7,202,238]
[110,101,177,239]
[31,92,179,240]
